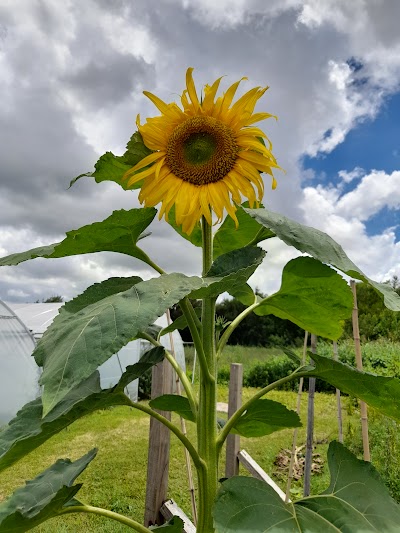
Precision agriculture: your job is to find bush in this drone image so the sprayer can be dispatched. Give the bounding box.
[345,410,400,502]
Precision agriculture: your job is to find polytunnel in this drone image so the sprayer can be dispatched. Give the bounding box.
[0,301,40,425]
[2,301,186,423]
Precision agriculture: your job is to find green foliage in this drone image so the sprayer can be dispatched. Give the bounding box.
[213,441,400,532]
[342,282,400,341]
[35,274,203,415]
[230,398,301,437]
[345,412,400,502]
[70,132,152,190]
[0,449,97,532]
[255,256,353,339]
[245,206,400,311]
[0,208,157,268]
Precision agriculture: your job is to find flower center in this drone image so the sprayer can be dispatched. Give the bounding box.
[165,116,239,185]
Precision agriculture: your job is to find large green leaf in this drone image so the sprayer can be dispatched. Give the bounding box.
[70,131,152,189]
[0,449,97,532]
[213,441,400,532]
[213,204,275,259]
[0,208,156,267]
[149,395,195,422]
[190,246,265,299]
[35,273,202,415]
[0,347,165,472]
[255,256,353,339]
[231,399,301,437]
[245,206,400,311]
[307,352,400,421]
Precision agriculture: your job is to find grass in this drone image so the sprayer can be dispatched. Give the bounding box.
[0,386,359,532]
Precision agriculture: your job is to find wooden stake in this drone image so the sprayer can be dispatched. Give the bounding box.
[225,363,243,478]
[350,280,371,461]
[166,310,197,525]
[144,357,173,526]
[303,333,317,497]
[332,341,343,443]
[286,331,308,501]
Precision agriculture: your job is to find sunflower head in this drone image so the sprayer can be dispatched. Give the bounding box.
[124,68,280,234]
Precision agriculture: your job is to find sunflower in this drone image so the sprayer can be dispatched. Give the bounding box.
[124,68,280,234]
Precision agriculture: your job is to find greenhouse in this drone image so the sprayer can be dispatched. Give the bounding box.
[0,300,186,425]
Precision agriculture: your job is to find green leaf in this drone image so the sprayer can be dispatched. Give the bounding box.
[213,204,275,259]
[123,131,154,167]
[149,395,195,422]
[0,347,165,473]
[245,206,400,311]
[0,208,156,268]
[166,206,203,247]
[190,246,265,299]
[255,256,353,339]
[230,399,301,437]
[0,449,97,532]
[159,307,202,337]
[307,352,400,421]
[35,273,203,415]
[150,516,184,531]
[70,131,152,189]
[213,441,400,532]
[228,283,256,306]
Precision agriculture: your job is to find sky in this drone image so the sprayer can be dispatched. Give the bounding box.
[0,0,399,303]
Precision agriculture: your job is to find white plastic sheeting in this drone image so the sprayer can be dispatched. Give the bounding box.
[4,302,186,406]
[0,301,40,425]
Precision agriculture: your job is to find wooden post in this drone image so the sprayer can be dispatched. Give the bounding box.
[351,280,371,461]
[225,363,243,478]
[303,333,317,497]
[144,358,173,526]
[166,310,197,525]
[332,341,343,443]
[286,331,308,501]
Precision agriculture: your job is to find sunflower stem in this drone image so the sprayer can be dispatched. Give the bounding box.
[196,216,218,533]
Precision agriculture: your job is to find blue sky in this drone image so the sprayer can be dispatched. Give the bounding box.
[303,91,400,239]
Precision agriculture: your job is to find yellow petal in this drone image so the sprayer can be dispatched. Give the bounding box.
[186,68,200,110]
[124,151,165,178]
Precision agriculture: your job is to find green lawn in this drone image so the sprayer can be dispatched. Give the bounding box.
[0,387,358,532]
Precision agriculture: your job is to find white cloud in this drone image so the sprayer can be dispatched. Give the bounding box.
[1,0,400,302]
[338,166,365,183]
[301,168,400,283]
